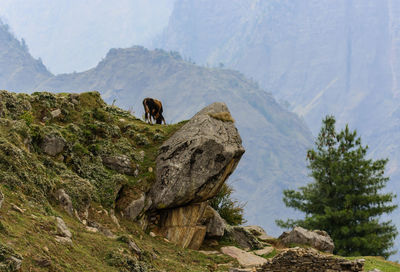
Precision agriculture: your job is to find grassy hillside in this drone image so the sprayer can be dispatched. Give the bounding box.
[0,90,239,271]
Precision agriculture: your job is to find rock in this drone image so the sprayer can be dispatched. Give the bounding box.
[85,226,98,233]
[139,150,145,162]
[148,102,245,210]
[56,217,72,238]
[224,225,264,250]
[203,205,226,237]
[11,204,24,214]
[256,247,364,272]
[0,244,23,271]
[128,239,142,255]
[198,250,221,255]
[55,236,72,244]
[368,269,382,272]
[55,189,74,216]
[149,232,157,238]
[243,226,274,241]
[109,210,120,228]
[87,220,115,238]
[41,134,66,156]
[220,246,267,268]
[123,193,145,220]
[253,247,274,256]
[50,109,61,118]
[279,226,334,253]
[229,269,253,272]
[102,155,135,175]
[159,202,208,249]
[0,190,4,209]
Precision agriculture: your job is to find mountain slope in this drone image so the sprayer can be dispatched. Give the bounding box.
[0,21,52,90]
[35,46,313,236]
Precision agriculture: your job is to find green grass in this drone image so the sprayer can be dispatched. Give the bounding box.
[346,256,400,272]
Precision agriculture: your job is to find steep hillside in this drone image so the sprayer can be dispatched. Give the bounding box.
[0,21,52,90]
[155,0,400,255]
[34,46,313,236]
[0,90,242,271]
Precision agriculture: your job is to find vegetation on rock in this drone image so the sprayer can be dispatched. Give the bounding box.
[277,116,398,258]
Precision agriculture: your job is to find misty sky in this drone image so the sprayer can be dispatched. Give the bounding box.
[0,0,175,74]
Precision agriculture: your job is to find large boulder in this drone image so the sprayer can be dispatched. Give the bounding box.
[148,102,245,210]
[279,227,334,253]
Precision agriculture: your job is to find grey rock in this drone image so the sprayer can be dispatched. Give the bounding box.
[50,109,61,118]
[55,189,74,216]
[204,205,226,237]
[225,225,264,250]
[128,239,142,255]
[368,269,382,272]
[55,235,72,244]
[41,134,66,156]
[102,154,135,175]
[149,102,245,210]
[124,193,145,220]
[279,226,334,253]
[56,217,72,238]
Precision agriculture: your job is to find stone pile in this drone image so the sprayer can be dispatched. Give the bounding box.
[256,247,364,272]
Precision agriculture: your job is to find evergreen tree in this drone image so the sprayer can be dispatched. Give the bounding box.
[277,116,397,258]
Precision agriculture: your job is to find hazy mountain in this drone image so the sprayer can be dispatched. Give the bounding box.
[0,21,51,90]
[34,46,313,235]
[0,0,175,74]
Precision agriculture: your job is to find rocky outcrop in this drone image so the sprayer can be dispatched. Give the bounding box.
[102,155,136,176]
[148,102,245,210]
[41,134,66,156]
[279,226,334,253]
[159,203,207,250]
[256,248,364,272]
[221,246,267,268]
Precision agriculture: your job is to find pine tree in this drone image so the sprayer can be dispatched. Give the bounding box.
[277,115,398,258]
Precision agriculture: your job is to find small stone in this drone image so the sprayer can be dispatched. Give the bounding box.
[55,189,74,216]
[11,204,24,214]
[139,150,145,162]
[43,246,49,252]
[148,167,153,173]
[55,236,72,244]
[149,232,156,237]
[50,109,61,118]
[128,239,142,255]
[86,226,98,233]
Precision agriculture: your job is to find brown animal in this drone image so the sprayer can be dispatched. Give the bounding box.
[143,98,166,125]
